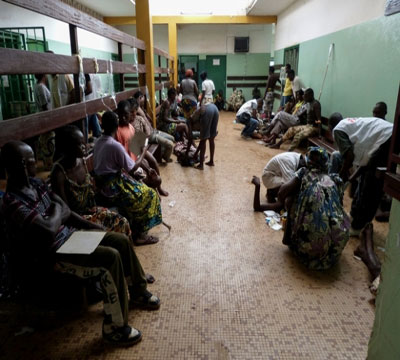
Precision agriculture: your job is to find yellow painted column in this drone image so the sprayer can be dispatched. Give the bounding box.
[136,0,156,126]
[168,22,178,88]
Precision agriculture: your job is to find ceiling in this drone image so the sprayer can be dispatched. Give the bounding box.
[75,0,298,17]
[248,0,298,15]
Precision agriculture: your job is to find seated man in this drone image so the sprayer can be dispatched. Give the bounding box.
[236,98,263,139]
[1,140,160,347]
[263,89,306,145]
[270,88,321,150]
[226,88,238,111]
[233,89,245,112]
[251,152,305,212]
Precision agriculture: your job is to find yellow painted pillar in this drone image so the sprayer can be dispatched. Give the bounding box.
[136,0,156,126]
[168,22,178,88]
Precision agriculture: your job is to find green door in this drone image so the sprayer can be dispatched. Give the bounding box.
[204,55,227,100]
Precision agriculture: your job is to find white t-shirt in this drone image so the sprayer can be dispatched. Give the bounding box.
[334,117,393,166]
[262,152,301,189]
[202,79,215,99]
[291,76,304,94]
[236,99,258,117]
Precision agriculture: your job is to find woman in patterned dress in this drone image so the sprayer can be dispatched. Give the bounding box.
[279,147,350,270]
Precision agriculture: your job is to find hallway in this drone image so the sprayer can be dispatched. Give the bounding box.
[1,111,383,359]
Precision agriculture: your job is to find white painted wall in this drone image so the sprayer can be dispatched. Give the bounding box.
[275,0,387,50]
[0,1,117,53]
[117,24,273,54]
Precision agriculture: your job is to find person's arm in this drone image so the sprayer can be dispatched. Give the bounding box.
[163,101,183,124]
[128,145,148,175]
[50,166,69,207]
[194,82,199,98]
[340,150,355,182]
[277,176,301,204]
[313,101,322,136]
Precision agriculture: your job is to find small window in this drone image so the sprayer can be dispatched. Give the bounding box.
[234,37,249,53]
[284,45,299,74]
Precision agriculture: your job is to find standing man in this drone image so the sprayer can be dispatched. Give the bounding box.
[280,64,292,107]
[236,98,263,139]
[200,71,215,105]
[328,103,392,234]
[263,66,281,120]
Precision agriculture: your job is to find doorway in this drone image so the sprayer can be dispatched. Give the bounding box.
[204,55,227,100]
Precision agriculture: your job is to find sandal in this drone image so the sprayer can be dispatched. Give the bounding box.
[133,234,159,246]
[130,289,160,310]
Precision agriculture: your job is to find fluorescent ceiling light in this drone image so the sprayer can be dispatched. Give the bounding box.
[129,0,135,5]
[180,11,213,15]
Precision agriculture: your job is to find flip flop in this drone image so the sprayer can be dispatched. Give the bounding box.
[134,235,159,246]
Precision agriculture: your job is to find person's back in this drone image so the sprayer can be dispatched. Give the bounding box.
[116,124,136,161]
[333,117,393,166]
[181,78,197,102]
[236,99,257,118]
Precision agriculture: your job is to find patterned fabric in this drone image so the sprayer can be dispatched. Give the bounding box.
[38,131,56,169]
[281,124,318,151]
[52,162,132,238]
[288,148,350,270]
[2,178,74,252]
[95,172,162,235]
[181,98,197,120]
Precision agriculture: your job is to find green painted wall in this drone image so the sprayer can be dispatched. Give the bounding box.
[226,53,270,102]
[280,14,400,122]
[368,199,400,359]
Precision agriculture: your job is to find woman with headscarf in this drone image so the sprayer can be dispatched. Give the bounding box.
[179,69,199,121]
[278,147,350,270]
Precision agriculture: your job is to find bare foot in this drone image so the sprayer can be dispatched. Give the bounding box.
[251,176,261,186]
[195,164,204,170]
[158,187,169,197]
[205,161,214,166]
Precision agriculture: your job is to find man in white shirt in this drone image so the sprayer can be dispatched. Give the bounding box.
[236,98,263,138]
[328,103,392,233]
[200,71,215,105]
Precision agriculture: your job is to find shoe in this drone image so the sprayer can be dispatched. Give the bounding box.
[241,134,251,140]
[103,325,142,347]
[350,227,361,237]
[130,289,161,310]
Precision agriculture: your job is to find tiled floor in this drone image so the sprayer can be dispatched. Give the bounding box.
[0,111,388,359]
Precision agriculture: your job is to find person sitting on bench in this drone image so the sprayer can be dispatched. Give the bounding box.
[251,152,305,212]
[51,125,132,239]
[116,100,168,197]
[93,111,163,246]
[270,88,321,151]
[1,140,160,347]
[263,89,306,145]
[132,92,175,163]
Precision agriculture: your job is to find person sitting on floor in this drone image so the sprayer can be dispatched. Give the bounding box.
[270,88,321,150]
[233,89,245,112]
[116,100,168,197]
[236,98,263,139]
[51,125,132,239]
[251,152,305,212]
[93,111,163,246]
[188,103,219,170]
[328,105,392,237]
[214,90,225,111]
[263,89,306,145]
[226,87,238,111]
[132,92,175,163]
[157,87,189,140]
[180,69,199,121]
[278,146,350,270]
[1,140,160,347]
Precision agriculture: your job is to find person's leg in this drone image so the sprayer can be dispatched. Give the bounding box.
[242,118,258,137]
[351,139,390,230]
[329,151,343,174]
[269,125,302,149]
[354,223,381,280]
[143,154,168,196]
[176,123,189,140]
[155,134,174,162]
[206,138,215,166]
[89,114,102,138]
[251,176,283,212]
[195,139,207,170]
[288,125,317,151]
